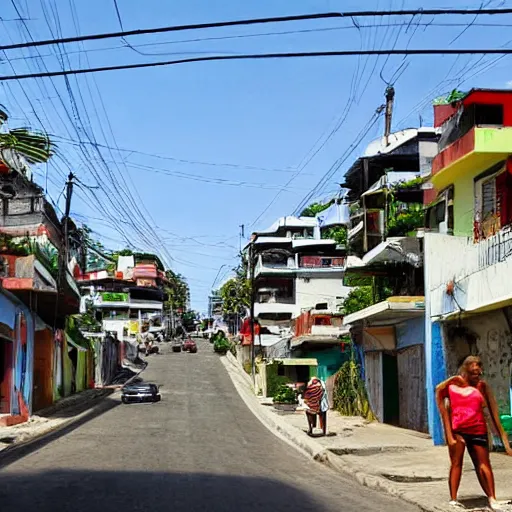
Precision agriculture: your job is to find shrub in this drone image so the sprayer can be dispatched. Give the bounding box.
[333,360,375,420]
[213,336,231,355]
[273,384,297,404]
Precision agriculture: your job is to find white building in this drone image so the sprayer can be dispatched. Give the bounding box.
[250,215,351,325]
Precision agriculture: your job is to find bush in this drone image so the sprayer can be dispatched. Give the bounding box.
[333,360,375,420]
[267,373,291,398]
[213,336,231,355]
[273,384,297,404]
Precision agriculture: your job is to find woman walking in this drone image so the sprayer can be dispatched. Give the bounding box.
[436,355,512,511]
[303,377,329,436]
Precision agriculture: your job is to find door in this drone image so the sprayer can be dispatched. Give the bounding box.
[382,353,399,426]
[364,351,383,422]
[0,340,13,414]
[33,330,54,411]
[397,345,428,432]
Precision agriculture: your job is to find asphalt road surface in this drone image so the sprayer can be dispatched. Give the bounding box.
[0,340,420,512]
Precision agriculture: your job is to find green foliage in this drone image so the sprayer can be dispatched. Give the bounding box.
[266,365,292,398]
[213,335,232,355]
[273,384,297,404]
[433,89,467,105]
[219,256,250,316]
[343,274,372,287]
[321,226,347,245]
[300,200,333,218]
[393,177,423,191]
[387,208,424,237]
[0,128,53,166]
[333,358,375,420]
[342,286,374,316]
[165,269,190,312]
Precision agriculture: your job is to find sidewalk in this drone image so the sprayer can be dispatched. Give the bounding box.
[221,352,512,512]
[0,388,116,457]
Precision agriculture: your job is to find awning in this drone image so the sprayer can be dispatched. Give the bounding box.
[272,358,318,366]
[344,296,425,326]
[362,237,422,268]
[317,201,350,227]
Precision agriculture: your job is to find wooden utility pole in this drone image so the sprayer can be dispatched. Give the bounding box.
[63,172,75,265]
[249,241,256,387]
[384,85,395,147]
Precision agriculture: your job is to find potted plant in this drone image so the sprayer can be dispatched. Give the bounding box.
[273,384,298,412]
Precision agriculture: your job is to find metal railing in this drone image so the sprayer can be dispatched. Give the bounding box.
[478,227,512,269]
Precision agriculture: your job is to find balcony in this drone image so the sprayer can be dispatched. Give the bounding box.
[432,127,512,190]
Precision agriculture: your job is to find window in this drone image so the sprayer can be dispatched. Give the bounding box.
[482,177,497,219]
[426,186,454,234]
[474,103,503,126]
[474,163,512,240]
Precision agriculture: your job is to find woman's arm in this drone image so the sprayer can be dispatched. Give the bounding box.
[435,377,461,446]
[480,381,512,456]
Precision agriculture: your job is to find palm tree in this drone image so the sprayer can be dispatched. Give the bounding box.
[0,104,53,172]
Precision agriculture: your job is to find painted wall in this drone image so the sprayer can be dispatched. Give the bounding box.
[444,310,512,417]
[396,317,425,349]
[425,232,512,317]
[295,275,351,312]
[300,346,349,382]
[453,171,475,237]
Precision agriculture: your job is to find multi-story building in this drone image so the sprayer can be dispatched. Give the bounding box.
[342,127,439,433]
[251,215,350,325]
[423,89,512,444]
[78,253,167,361]
[0,169,91,424]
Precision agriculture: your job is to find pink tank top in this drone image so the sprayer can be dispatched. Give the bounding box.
[448,385,487,435]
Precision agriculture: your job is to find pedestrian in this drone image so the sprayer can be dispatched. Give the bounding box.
[303,377,329,436]
[436,355,512,511]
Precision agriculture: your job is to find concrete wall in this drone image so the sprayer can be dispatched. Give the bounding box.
[295,275,351,312]
[444,310,512,417]
[424,232,512,317]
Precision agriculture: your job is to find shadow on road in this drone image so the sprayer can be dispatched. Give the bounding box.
[0,469,326,512]
[0,398,121,470]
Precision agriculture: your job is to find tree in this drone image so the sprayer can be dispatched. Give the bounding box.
[342,286,374,316]
[300,200,333,218]
[165,269,190,312]
[321,226,347,245]
[219,256,250,316]
[0,104,53,171]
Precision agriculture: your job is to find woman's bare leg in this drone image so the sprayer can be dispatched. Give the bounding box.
[467,443,496,500]
[449,436,466,502]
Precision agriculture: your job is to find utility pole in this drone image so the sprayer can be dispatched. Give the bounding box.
[239,224,245,252]
[63,172,75,266]
[249,241,256,387]
[384,85,395,147]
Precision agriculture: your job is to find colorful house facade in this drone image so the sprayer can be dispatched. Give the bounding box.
[0,287,34,426]
[423,89,512,444]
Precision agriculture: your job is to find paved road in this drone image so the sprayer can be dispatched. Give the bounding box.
[0,340,419,512]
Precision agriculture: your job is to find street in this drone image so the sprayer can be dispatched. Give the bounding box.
[0,340,419,512]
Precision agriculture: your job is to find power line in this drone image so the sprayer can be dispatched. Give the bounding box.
[2,9,512,52]
[5,48,512,81]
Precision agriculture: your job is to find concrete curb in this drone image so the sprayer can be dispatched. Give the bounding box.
[0,364,147,466]
[221,354,445,512]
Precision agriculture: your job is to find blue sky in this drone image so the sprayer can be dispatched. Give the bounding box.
[1,0,512,312]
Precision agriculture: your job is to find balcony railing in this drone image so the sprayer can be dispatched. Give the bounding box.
[478,227,512,270]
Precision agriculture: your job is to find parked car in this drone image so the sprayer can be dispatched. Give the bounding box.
[183,339,197,353]
[172,339,182,352]
[121,382,160,404]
